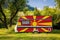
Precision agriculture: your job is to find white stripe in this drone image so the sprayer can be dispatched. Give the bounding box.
[15,25,18,32]
[17,26,52,27]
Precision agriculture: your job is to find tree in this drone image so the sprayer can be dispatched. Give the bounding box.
[0,0,8,29]
[23,7,29,15]
[34,8,41,16]
[9,0,27,27]
[0,0,27,29]
[55,0,60,9]
[55,0,60,29]
[41,6,52,16]
[41,5,60,29]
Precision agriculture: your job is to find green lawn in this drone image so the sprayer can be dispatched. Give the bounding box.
[0,33,60,40]
[0,26,60,40]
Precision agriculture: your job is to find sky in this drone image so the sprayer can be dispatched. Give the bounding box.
[27,0,56,10]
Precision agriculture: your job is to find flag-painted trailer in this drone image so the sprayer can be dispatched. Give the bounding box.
[15,16,52,32]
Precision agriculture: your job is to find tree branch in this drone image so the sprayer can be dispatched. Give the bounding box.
[11,9,19,19]
[9,8,19,27]
[0,2,8,29]
[0,18,4,22]
[0,5,6,17]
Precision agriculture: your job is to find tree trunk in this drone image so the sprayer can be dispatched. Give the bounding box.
[10,9,19,27]
[0,18,4,22]
[10,18,12,27]
[4,17,8,29]
[0,17,8,29]
[0,5,8,29]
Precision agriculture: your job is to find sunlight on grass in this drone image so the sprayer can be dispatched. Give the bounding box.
[0,28,8,34]
[0,25,60,40]
[0,25,15,34]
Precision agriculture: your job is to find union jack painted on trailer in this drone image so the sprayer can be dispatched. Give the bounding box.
[15,16,52,32]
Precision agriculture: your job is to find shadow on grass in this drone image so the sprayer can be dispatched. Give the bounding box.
[50,29,60,34]
[0,37,60,40]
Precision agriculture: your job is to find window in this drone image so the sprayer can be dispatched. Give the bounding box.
[22,20,30,24]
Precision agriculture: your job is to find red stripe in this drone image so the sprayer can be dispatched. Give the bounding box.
[18,18,23,22]
[39,20,52,23]
[17,27,52,32]
[45,28,52,32]
[37,28,52,32]
[44,28,49,30]
[37,28,45,32]
[38,25,52,26]
[36,16,44,20]
[17,28,24,32]
[26,16,33,20]
[46,16,52,19]
[25,28,34,32]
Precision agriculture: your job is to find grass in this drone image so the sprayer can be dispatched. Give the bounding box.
[0,33,60,40]
[0,25,60,40]
[0,37,60,40]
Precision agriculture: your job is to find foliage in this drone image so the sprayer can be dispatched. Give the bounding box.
[40,6,60,28]
[22,6,60,29]
[34,8,41,16]
[0,0,60,29]
[55,0,60,9]
[0,0,27,28]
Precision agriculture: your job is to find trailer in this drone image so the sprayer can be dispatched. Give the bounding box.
[15,16,52,32]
